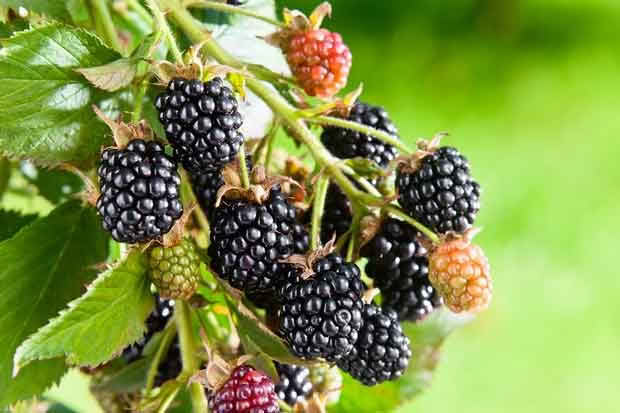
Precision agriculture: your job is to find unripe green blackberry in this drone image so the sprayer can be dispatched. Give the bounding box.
[149,239,201,300]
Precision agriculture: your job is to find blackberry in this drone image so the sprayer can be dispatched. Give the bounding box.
[396,146,481,234]
[291,221,310,254]
[96,139,183,244]
[277,253,365,362]
[208,365,280,413]
[148,238,201,300]
[226,0,246,4]
[361,218,441,322]
[154,338,182,387]
[155,77,244,173]
[275,363,313,406]
[208,186,303,306]
[321,102,399,168]
[122,295,174,363]
[337,304,411,386]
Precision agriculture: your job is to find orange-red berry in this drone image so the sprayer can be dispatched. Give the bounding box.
[286,28,352,98]
[429,237,492,313]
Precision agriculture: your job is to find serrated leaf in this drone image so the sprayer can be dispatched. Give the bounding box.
[19,161,83,204]
[0,200,108,406]
[0,24,129,165]
[0,209,36,241]
[0,0,72,22]
[15,250,154,369]
[76,58,138,92]
[329,310,471,413]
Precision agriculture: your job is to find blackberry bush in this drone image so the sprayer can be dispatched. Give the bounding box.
[1,2,492,412]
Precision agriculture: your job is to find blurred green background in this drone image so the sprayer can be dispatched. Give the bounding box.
[47,0,620,412]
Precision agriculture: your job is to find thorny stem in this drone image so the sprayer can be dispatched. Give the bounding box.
[384,204,440,244]
[90,0,124,53]
[147,0,185,64]
[184,0,285,28]
[310,176,330,250]
[306,115,413,155]
[238,144,251,189]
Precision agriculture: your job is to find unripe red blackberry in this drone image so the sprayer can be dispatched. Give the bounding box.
[277,253,365,362]
[321,102,400,168]
[275,362,313,406]
[148,238,201,300]
[155,77,244,173]
[361,218,441,322]
[96,139,183,244]
[208,185,305,306]
[429,234,492,313]
[122,295,174,363]
[396,146,480,234]
[286,28,352,98]
[337,304,411,386]
[208,365,280,413]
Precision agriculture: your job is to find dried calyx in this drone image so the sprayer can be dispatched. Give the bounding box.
[394,132,448,174]
[281,237,336,279]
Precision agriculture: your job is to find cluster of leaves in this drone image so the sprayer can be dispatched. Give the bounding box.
[0,1,470,412]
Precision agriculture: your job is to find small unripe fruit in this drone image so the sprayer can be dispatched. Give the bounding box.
[149,239,201,300]
[429,236,491,313]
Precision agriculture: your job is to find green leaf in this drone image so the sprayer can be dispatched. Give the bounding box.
[0,200,108,406]
[0,157,10,199]
[0,1,72,22]
[19,161,83,204]
[329,310,472,413]
[0,24,129,165]
[76,58,138,92]
[0,209,36,241]
[15,250,154,369]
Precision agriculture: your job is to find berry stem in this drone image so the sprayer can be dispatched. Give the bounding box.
[125,0,154,25]
[164,0,387,208]
[184,0,285,28]
[90,0,124,54]
[147,0,185,64]
[305,115,413,155]
[383,204,440,244]
[132,80,150,123]
[176,301,199,373]
[310,175,330,250]
[237,144,251,189]
[145,321,178,392]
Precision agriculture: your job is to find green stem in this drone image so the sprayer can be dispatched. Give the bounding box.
[132,80,149,123]
[165,0,386,208]
[126,0,154,25]
[90,0,124,53]
[146,321,177,392]
[0,158,10,201]
[306,115,412,155]
[176,301,199,373]
[147,0,185,64]
[189,383,208,413]
[384,205,440,244]
[185,0,284,28]
[237,144,251,189]
[310,176,329,250]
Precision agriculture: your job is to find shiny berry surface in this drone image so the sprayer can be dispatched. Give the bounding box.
[209,365,280,413]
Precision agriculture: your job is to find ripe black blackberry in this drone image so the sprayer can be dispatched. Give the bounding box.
[275,362,313,406]
[361,218,440,322]
[277,253,365,362]
[154,338,182,387]
[97,139,183,244]
[155,77,244,173]
[337,304,411,386]
[396,146,481,234]
[208,185,304,306]
[122,295,174,363]
[321,101,399,168]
